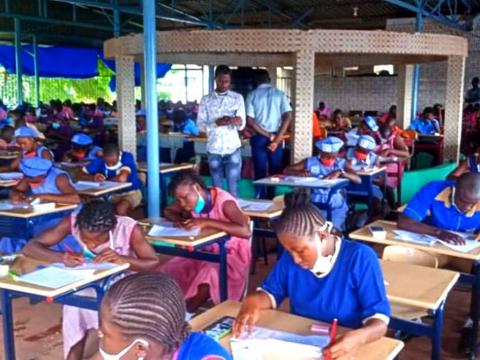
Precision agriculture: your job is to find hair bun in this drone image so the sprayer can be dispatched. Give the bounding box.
[284,189,312,209]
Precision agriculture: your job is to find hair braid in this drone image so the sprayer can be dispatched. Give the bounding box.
[273,189,337,236]
[75,201,117,232]
[105,272,190,355]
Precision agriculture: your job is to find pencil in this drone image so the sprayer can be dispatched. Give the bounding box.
[64,243,77,256]
[330,318,338,343]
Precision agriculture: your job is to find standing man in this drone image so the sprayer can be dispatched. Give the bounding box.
[246,69,292,198]
[197,65,246,197]
[466,77,480,106]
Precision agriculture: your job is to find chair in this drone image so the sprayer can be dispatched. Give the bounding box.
[383,245,439,268]
[383,245,438,324]
[242,221,255,299]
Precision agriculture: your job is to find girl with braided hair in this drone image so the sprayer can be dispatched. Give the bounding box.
[23,201,160,360]
[90,272,231,360]
[232,189,390,360]
[161,170,251,311]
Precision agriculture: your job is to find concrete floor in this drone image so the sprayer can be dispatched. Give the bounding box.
[0,252,474,360]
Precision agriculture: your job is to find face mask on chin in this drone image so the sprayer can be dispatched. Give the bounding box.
[99,339,149,360]
[355,151,368,161]
[320,157,335,168]
[194,188,206,213]
[310,221,335,275]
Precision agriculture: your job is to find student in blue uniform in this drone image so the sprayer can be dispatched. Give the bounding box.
[398,172,480,243]
[346,135,383,215]
[284,136,361,230]
[81,143,142,216]
[0,126,53,172]
[408,107,440,135]
[398,172,480,352]
[346,115,379,146]
[63,133,103,163]
[0,157,80,254]
[11,157,80,205]
[233,190,390,360]
[447,150,480,180]
[92,272,231,360]
[173,109,200,136]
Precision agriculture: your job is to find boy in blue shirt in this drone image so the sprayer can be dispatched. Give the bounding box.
[408,107,441,135]
[173,109,199,136]
[81,143,142,215]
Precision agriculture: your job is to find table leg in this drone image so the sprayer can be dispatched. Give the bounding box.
[1,290,15,360]
[219,238,228,302]
[469,263,480,359]
[367,178,373,218]
[160,173,168,214]
[432,301,445,360]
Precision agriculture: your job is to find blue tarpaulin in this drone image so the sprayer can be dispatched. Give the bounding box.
[0,45,171,89]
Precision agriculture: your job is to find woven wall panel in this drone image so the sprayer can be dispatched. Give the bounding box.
[115,55,137,158]
[444,56,465,163]
[104,29,467,59]
[154,52,294,67]
[292,50,315,162]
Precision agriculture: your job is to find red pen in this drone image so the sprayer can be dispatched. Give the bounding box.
[325,318,338,360]
[64,243,76,256]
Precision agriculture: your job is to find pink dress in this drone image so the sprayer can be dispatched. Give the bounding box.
[62,212,137,359]
[377,135,405,188]
[162,188,251,304]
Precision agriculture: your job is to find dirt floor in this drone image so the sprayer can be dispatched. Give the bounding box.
[0,252,474,360]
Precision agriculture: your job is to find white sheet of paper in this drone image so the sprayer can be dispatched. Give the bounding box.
[238,199,273,212]
[18,267,95,289]
[148,223,200,238]
[51,262,117,271]
[231,326,328,360]
[0,172,23,180]
[74,180,120,191]
[0,200,30,211]
[438,239,480,253]
[392,230,437,246]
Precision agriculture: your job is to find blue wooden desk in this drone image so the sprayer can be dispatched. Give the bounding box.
[0,256,129,360]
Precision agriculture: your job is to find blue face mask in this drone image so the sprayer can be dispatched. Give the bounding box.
[194,188,206,213]
[52,122,61,129]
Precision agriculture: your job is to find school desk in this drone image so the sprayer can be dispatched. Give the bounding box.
[189,300,404,360]
[254,176,350,222]
[140,218,231,301]
[0,150,19,160]
[381,260,459,360]
[0,255,129,360]
[137,162,195,211]
[73,181,132,197]
[238,198,284,274]
[347,167,386,218]
[350,220,480,360]
[0,202,77,239]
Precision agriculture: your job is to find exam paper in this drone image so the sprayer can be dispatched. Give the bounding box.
[74,180,120,191]
[19,267,95,289]
[438,239,480,253]
[231,326,328,360]
[51,262,117,271]
[148,221,200,238]
[392,230,437,246]
[0,172,23,180]
[238,199,273,212]
[0,200,30,211]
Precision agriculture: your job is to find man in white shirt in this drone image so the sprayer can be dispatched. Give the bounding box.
[197,65,246,196]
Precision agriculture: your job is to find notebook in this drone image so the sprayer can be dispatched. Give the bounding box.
[148,220,200,238]
[393,229,480,253]
[18,267,96,289]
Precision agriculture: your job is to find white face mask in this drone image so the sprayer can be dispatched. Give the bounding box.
[105,152,123,171]
[99,339,148,360]
[310,221,334,275]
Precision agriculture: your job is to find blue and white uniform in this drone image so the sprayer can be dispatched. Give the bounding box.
[307,137,348,230]
[467,154,480,173]
[177,332,232,360]
[259,239,390,329]
[404,180,480,233]
[346,116,379,146]
[346,135,382,200]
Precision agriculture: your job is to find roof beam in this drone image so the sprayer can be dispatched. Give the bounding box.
[385,0,470,30]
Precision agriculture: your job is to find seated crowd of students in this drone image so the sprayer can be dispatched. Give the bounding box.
[1,87,479,360]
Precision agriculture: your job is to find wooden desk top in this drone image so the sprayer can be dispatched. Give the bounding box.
[139,218,228,247]
[0,255,129,298]
[381,260,459,310]
[137,162,194,174]
[239,198,284,219]
[190,301,404,360]
[74,181,132,197]
[0,180,20,188]
[0,202,77,219]
[254,176,349,189]
[349,220,480,260]
[356,167,386,176]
